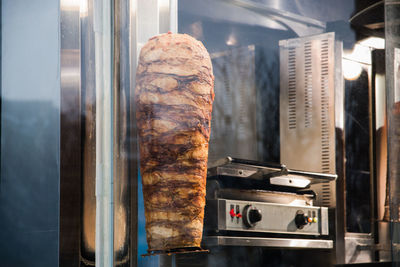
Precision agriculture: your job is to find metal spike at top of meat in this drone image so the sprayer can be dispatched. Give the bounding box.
[135,32,214,252]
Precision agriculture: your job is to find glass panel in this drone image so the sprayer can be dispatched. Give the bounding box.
[344,63,371,233]
[173,0,388,265]
[133,0,392,265]
[0,0,60,265]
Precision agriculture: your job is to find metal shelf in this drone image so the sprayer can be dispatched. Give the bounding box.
[203,236,333,249]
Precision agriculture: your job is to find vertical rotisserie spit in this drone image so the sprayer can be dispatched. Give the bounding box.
[135,32,214,252]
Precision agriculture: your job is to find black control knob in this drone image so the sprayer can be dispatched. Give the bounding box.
[249,209,262,224]
[295,211,308,229]
[243,205,262,227]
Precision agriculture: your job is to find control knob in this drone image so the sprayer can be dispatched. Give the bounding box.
[295,210,309,229]
[243,205,262,227]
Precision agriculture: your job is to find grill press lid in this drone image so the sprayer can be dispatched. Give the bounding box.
[207,157,337,189]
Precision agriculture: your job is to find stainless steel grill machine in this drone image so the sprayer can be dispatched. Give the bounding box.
[202,157,337,249]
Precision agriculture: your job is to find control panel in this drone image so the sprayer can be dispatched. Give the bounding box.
[208,199,329,236]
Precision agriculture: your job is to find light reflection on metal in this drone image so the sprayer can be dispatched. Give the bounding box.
[80,0,97,263]
[159,0,170,33]
[343,58,362,81]
[80,0,89,17]
[93,0,114,265]
[113,0,134,266]
[226,0,325,27]
[359,37,385,50]
[224,0,325,35]
[343,44,372,65]
[343,39,385,81]
[190,21,203,40]
[226,33,237,46]
[60,0,81,9]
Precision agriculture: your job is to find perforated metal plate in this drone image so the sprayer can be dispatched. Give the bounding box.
[279,33,341,207]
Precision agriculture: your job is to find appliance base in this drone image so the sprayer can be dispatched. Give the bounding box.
[202,236,333,249]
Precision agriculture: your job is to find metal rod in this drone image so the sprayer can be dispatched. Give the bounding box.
[94,0,114,265]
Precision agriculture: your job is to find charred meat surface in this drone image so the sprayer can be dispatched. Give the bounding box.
[135,32,214,251]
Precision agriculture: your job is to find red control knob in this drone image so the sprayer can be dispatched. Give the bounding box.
[229,208,236,218]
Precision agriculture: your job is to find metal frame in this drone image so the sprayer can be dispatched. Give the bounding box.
[334,39,346,265]
[341,53,376,264]
[60,0,137,266]
[80,1,97,265]
[94,0,114,263]
[60,1,82,265]
[113,0,137,266]
[371,49,391,262]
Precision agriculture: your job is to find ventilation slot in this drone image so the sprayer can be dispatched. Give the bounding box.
[321,181,331,206]
[320,39,330,173]
[288,47,297,129]
[304,42,313,127]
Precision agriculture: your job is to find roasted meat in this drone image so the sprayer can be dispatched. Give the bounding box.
[135,32,214,251]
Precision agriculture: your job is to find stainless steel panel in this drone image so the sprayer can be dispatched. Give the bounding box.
[279,32,336,174]
[218,198,227,230]
[213,188,314,206]
[321,207,329,236]
[209,166,258,178]
[344,234,374,264]
[378,222,392,261]
[334,40,346,264]
[80,1,97,265]
[279,33,340,208]
[208,46,257,163]
[212,199,328,236]
[372,50,391,261]
[60,1,82,266]
[309,180,336,207]
[203,236,333,249]
[113,0,134,266]
[386,5,400,258]
[270,175,310,188]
